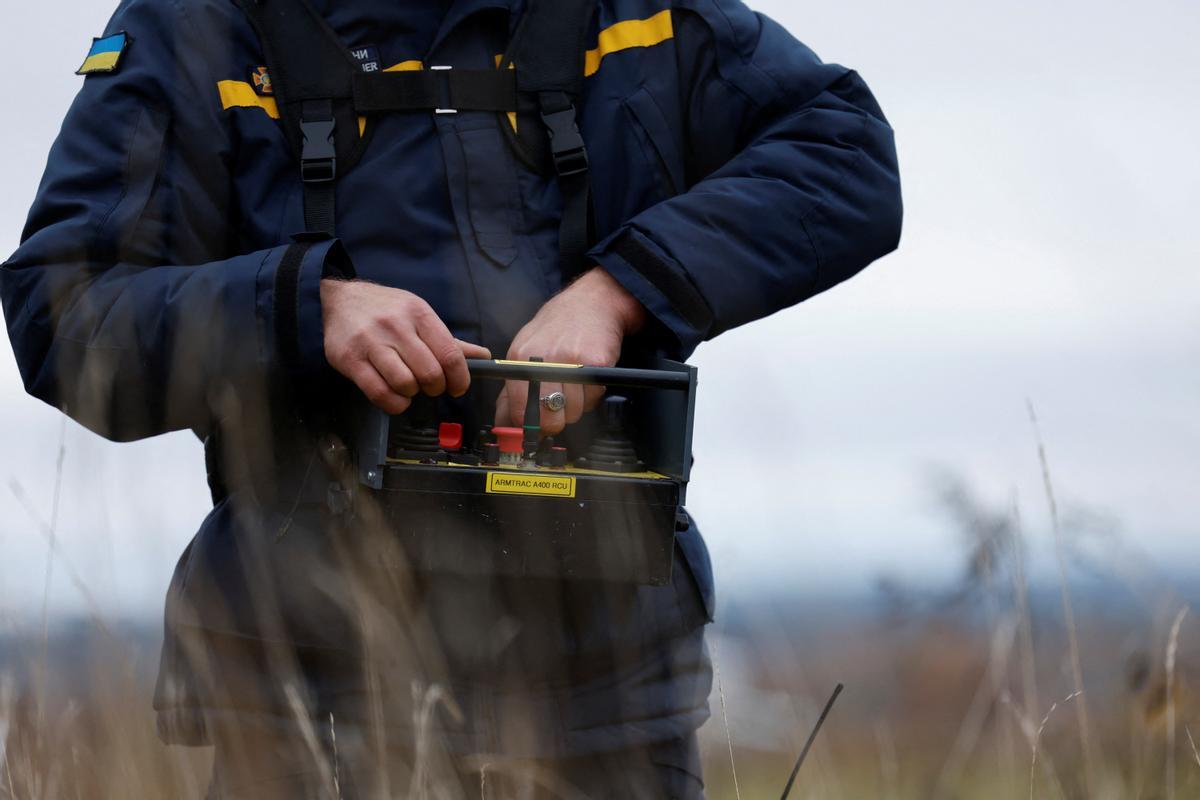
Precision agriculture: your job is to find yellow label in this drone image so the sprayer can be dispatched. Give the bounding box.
[495,359,583,369]
[486,472,577,498]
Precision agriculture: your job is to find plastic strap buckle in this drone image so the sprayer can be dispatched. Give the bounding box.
[540,107,589,177]
[300,118,337,183]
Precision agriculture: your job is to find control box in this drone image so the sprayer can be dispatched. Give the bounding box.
[355,358,698,585]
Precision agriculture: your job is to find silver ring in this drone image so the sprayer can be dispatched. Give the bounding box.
[541,392,567,413]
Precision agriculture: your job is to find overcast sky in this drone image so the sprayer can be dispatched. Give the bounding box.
[0,0,1197,621]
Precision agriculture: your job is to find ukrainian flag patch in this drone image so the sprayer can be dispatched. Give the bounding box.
[77,32,130,76]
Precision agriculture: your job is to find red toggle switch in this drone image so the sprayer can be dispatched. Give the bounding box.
[491,427,524,455]
[438,422,464,451]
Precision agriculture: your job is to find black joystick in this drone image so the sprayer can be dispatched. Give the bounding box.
[575,396,644,474]
[477,426,496,447]
[389,397,440,454]
[391,427,440,452]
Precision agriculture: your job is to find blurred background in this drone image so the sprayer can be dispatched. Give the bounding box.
[1,0,1197,797]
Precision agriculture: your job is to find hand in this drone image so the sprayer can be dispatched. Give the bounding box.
[321,279,490,414]
[497,267,646,434]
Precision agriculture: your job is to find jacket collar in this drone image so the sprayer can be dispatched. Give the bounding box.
[428,0,525,57]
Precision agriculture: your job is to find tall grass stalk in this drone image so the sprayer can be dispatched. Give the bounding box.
[1165,606,1188,800]
[364,660,391,799]
[1002,690,1069,800]
[283,682,339,797]
[479,761,491,800]
[1031,691,1081,800]
[1185,725,1200,770]
[6,480,111,638]
[1027,400,1099,791]
[38,419,68,668]
[409,682,461,800]
[1009,496,1040,720]
[933,618,1016,799]
[873,721,899,800]
[1,676,14,800]
[329,713,342,800]
[711,639,743,800]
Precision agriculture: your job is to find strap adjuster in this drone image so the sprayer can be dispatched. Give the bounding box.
[300,119,337,183]
[540,107,589,177]
[431,65,457,115]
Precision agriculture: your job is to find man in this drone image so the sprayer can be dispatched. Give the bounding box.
[1,0,901,796]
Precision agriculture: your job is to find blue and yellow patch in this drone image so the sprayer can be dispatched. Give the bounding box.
[77,32,130,76]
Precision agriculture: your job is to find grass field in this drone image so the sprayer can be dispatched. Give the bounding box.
[2,583,1197,798]
[2,451,1197,798]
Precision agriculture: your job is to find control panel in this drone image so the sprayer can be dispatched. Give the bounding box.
[354,358,698,585]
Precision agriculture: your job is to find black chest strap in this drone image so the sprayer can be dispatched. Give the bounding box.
[353,69,518,114]
[239,0,596,274]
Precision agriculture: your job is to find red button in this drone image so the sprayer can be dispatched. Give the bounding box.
[438,422,464,451]
[491,426,524,454]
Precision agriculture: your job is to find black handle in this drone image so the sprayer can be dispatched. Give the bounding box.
[466,359,690,391]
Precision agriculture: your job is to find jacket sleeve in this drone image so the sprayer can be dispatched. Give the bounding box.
[590,0,903,356]
[0,0,340,442]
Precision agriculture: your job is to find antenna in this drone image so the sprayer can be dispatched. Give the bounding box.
[779,683,844,800]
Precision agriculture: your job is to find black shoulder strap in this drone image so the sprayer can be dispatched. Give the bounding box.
[239,0,596,268]
[239,0,524,237]
[506,0,598,277]
[238,0,364,235]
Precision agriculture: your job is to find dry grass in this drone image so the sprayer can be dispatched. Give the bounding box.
[2,578,1199,798]
[2,423,1197,798]
[1028,400,1098,793]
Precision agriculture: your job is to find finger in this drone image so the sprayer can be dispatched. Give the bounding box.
[504,379,529,428]
[349,361,412,415]
[413,316,467,397]
[494,390,511,428]
[447,339,492,398]
[456,339,492,360]
[396,332,448,397]
[584,384,607,412]
[564,382,586,426]
[539,381,566,436]
[369,347,418,398]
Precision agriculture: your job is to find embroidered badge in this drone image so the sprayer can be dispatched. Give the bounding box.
[350,44,381,73]
[77,32,130,76]
[249,66,274,96]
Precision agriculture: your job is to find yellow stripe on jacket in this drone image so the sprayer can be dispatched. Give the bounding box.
[585,9,674,78]
[217,81,367,135]
[217,80,280,119]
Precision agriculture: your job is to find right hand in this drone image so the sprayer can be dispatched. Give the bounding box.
[321,279,490,414]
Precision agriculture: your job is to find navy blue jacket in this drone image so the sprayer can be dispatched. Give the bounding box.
[1,0,901,756]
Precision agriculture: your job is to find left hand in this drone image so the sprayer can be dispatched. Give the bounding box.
[497,267,647,435]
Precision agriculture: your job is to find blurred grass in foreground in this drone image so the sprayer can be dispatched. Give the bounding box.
[2,435,1197,798]
[2,583,1197,799]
